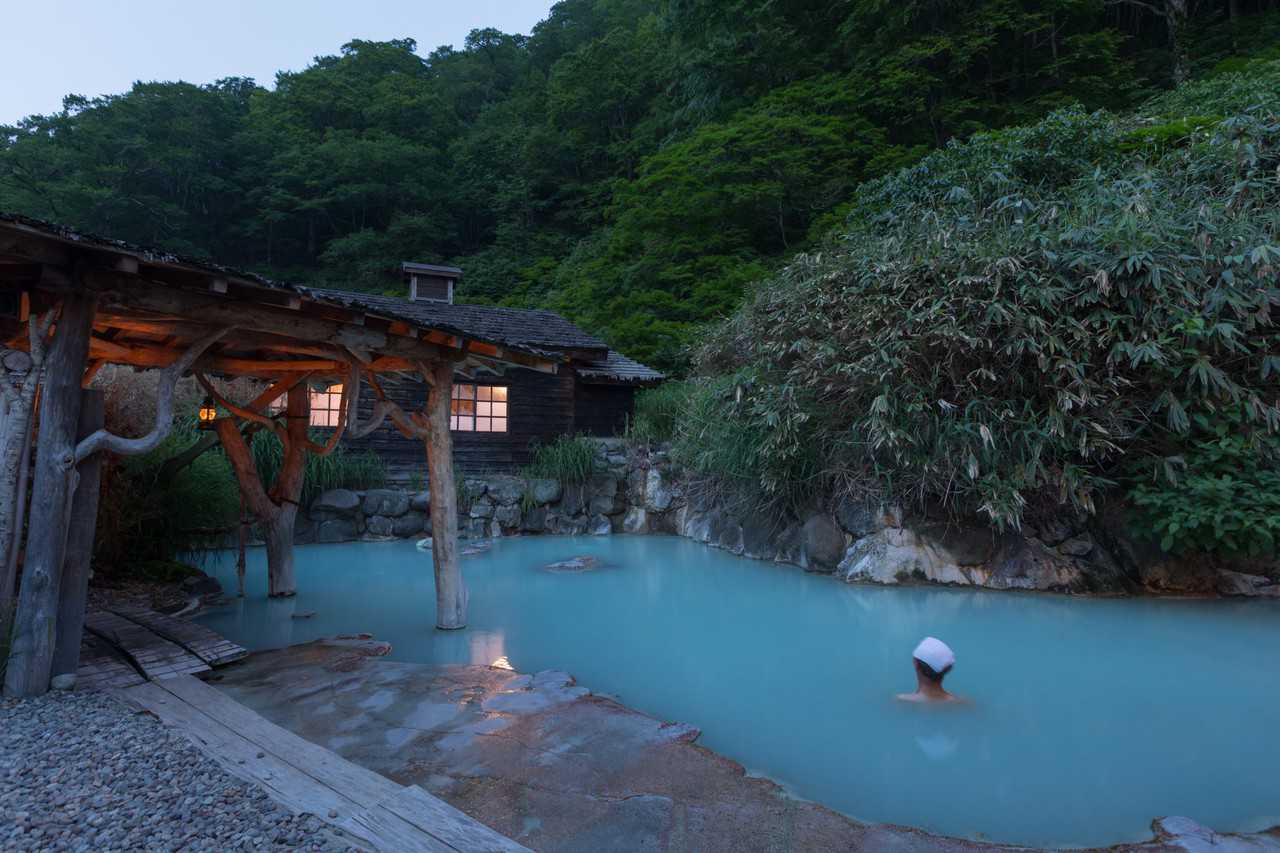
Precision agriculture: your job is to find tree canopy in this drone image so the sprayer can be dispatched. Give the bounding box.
[2,0,1277,372]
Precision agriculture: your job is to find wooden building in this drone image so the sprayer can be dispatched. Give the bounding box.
[291,267,663,480]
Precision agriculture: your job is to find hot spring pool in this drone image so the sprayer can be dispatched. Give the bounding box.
[196,535,1280,847]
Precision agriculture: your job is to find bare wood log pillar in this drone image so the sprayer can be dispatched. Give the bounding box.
[424,360,467,630]
[4,292,96,698]
[51,388,104,680]
[216,384,308,597]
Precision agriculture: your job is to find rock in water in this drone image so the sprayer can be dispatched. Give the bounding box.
[415,537,433,551]
[544,555,604,573]
[50,673,77,691]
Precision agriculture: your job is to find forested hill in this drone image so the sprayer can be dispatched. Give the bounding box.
[2,2,1278,372]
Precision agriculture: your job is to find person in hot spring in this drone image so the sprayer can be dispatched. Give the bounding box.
[896,637,963,703]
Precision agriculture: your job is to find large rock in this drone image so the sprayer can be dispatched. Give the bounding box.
[837,527,969,585]
[494,503,522,529]
[548,514,588,536]
[1138,556,1218,594]
[470,499,495,519]
[528,478,562,505]
[589,493,621,515]
[558,485,585,518]
[833,497,881,538]
[589,514,612,536]
[586,474,619,499]
[1058,533,1095,557]
[622,507,649,534]
[463,479,489,502]
[975,538,1086,592]
[645,468,675,512]
[487,476,525,507]
[914,520,999,566]
[363,489,410,518]
[521,506,549,532]
[1216,570,1280,598]
[626,469,647,504]
[313,489,361,516]
[364,515,395,538]
[410,490,431,512]
[317,518,360,543]
[801,514,845,572]
[392,512,426,538]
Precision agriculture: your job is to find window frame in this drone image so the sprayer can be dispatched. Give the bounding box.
[268,382,345,429]
[450,383,508,433]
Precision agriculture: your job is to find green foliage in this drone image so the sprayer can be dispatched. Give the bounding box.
[1118,116,1222,155]
[1129,410,1280,556]
[697,63,1280,537]
[248,430,387,508]
[5,1,1268,371]
[520,435,600,485]
[629,381,696,444]
[95,419,242,576]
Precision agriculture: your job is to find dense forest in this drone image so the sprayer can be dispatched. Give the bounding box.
[2,1,1279,372]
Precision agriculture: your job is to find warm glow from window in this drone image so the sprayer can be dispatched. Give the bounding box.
[269,383,344,428]
[451,384,507,432]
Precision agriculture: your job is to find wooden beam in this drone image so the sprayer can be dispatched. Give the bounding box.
[83,272,455,363]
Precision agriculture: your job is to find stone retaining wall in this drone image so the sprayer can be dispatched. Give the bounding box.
[293,438,1280,599]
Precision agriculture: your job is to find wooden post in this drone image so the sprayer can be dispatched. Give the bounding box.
[424,360,467,630]
[51,388,104,680]
[2,402,34,601]
[215,383,307,597]
[4,292,95,697]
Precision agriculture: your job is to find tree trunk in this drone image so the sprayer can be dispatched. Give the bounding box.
[4,293,96,698]
[262,506,297,598]
[1166,0,1190,84]
[424,360,466,630]
[214,383,307,598]
[51,389,104,680]
[0,406,34,604]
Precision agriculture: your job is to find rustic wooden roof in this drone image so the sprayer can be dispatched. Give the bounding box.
[305,288,609,356]
[574,350,665,385]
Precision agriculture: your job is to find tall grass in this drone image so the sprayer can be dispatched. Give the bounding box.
[629,381,694,445]
[248,430,387,506]
[520,435,599,485]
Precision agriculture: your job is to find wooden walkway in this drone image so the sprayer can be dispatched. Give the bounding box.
[118,675,530,853]
[79,607,247,687]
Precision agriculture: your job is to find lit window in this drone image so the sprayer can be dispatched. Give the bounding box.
[268,383,345,428]
[451,384,507,432]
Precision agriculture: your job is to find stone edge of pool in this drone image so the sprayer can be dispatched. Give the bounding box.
[203,637,1280,853]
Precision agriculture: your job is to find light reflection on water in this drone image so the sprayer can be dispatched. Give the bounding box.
[196,535,1280,847]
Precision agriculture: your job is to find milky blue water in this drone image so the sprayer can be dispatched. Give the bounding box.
[195,535,1280,847]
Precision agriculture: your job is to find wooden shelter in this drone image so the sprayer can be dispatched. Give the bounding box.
[0,213,559,697]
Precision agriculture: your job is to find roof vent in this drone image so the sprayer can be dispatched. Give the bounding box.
[402,262,462,304]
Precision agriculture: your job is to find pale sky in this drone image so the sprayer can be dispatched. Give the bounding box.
[0,0,555,123]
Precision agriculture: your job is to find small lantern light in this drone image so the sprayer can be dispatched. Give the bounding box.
[198,396,218,429]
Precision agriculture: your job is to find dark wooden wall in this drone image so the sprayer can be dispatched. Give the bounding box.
[341,368,641,482]
[574,382,636,437]
[342,365,577,481]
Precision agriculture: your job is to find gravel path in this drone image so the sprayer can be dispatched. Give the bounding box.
[1,689,354,852]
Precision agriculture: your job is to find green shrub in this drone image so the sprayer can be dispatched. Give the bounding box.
[520,435,599,485]
[629,381,696,444]
[95,418,242,576]
[695,65,1280,535]
[1129,411,1280,555]
[1118,115,1222,155]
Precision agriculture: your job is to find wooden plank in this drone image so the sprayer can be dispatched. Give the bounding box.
[144,677,526,851]
[338,800,456,853]
[374,785,529,853]
[109,608,248,667]
[119,682,376,851]
[155,675,400,809]
[76,634,144,690]
[84,610,210,680]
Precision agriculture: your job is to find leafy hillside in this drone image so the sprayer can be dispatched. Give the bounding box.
[1,1,1277,371]
[670,60,1280,550]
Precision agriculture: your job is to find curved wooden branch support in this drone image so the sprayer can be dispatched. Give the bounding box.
[73,327,232,463]
[345,363,430,440]
[194,371,282,434]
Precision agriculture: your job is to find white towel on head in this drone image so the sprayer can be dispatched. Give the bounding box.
[913,637,955,672]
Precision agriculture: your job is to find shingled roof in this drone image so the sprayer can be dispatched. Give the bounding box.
[304,287,608,355]
[574,350,665,384]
